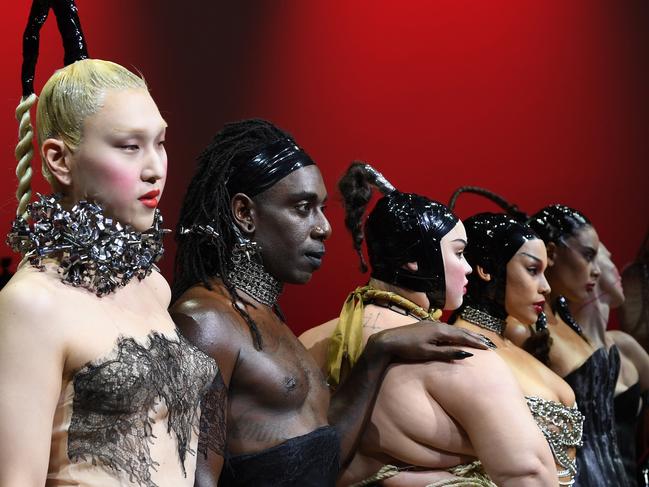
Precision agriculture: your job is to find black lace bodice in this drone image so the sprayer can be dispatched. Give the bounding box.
[564,346,630,487]
[68,330,226,487]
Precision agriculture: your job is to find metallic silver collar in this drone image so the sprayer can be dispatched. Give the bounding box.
[227,257,283,307]
[7,194,168,297]
[460,306,506,336]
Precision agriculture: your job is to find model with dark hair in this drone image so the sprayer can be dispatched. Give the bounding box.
[170,120,488,486]
[574,243,649,486]
[301,164,557,487]
[450,212,583,486]
[506,204,630,487]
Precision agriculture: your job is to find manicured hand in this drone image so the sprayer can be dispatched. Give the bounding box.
[371,320,490,362]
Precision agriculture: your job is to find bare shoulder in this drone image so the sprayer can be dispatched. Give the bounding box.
[298,318,339,370]
[609,330,649,363]
[0,268,69,363]
[505,318,532,347]
[608,330,642,353]
[299,318,338,349]
[170,284,247,371]
[1,268,64,331]
[144,269,172,308]
[424,348,521,405]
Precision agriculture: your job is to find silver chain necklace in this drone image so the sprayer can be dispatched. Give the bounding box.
[227,257,283,308]
[460,306,506,336]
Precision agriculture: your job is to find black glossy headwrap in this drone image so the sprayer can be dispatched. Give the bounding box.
[226,138,314,198]
[527,204,591,245]
[462,212,539,320]
[21,0,89,98]
[367,193,458,309]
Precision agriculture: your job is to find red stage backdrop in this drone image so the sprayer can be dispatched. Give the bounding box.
[1,1,647,334]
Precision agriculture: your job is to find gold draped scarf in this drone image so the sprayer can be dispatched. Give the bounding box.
[326,285,442,387]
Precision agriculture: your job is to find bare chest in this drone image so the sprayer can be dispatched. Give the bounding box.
[231,321,330,412]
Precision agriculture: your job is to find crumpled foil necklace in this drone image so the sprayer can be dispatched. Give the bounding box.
[6,194,168,297]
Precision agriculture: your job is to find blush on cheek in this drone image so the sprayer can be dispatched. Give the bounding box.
[88,160,141,209]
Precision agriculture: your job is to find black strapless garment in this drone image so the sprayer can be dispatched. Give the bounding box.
[615,382,641,487]
[219,426,340,487]
[564,346,630,487]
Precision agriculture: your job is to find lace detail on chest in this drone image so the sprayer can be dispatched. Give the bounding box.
[525,396,584,482]
[68,330,220,487]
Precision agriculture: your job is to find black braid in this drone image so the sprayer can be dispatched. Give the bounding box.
[448,186,528,222]
[553,295,588,341]
[172,119,292,350]
[337,162,376,273]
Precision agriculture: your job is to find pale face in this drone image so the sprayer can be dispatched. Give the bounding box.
[505,239,551,325]
[546,225,601,304]
[441,221,472,310]
[596,243,624,307]
[65,88,167,231]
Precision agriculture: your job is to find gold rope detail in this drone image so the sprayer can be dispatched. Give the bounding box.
[349,464,401,487]
[326,285,442,387]
[426,461,496,487]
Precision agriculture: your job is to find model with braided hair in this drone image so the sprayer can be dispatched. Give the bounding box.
[301,163,557,487]
[506,204,629,487]
[170,126,489,487]
[449,213,583,486]
[573,243,649,486]
[0,2,224,485]
[451,187,635,486]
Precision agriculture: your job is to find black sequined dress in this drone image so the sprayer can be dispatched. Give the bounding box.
[564,346,630,487]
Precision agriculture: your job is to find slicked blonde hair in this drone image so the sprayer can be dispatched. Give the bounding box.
[15,59,146,217]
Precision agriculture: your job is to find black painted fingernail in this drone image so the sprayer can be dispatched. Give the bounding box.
[454,351,473,359]
[480,335,497,349]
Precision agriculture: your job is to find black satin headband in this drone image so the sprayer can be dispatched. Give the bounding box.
[227,138,315,198]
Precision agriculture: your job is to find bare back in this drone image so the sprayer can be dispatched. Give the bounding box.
[301,305,555,487]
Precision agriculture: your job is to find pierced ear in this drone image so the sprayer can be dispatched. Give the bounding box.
[42,138,72,188]
[404,261,419,272]
[476,265,492,282]
[546,242,557,267]
[231,193,256,235]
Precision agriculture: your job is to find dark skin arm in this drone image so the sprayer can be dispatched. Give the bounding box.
[329,320,489,468]
[174,291,489,482]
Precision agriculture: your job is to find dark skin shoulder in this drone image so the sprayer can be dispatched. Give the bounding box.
[171,280,331,483]
[172,281,490,486]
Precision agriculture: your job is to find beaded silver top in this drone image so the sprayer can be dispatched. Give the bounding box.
[525,396,584,483]
[460,306,506,336]
[6,194,168,297]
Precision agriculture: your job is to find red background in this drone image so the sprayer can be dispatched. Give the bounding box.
[1,1,647,335]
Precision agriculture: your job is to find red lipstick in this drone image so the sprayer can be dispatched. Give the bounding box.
[533,300,545,314]
[139,189,160,209]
